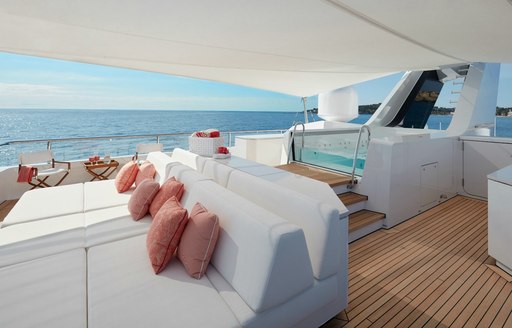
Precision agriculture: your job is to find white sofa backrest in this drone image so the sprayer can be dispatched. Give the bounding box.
[146,151,176,184]
[201,159,235,187]
[171,148,208,172]
[168,163,210,186]
[182,180,314,313]
[227,170,341,280]
[0,214,85,268]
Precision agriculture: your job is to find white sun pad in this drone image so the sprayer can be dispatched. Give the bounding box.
[87,235,240,328]
[84,180,134,212]
[84,205,152,247]
[2,183,84,227]
[0,248,87,328]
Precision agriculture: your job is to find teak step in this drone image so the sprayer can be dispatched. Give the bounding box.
[275,163,351,187]
[338,192,368,206]
[349,209,385,233]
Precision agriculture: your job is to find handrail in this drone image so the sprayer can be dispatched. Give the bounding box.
[0,129,287,148]
[287,122,305,164]
[348,124,371,189]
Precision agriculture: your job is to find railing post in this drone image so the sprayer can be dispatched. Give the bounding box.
[228,133,232,147]
[348,125,371,189]
[156,135,160,143]
[287,122,305,164]
[47,141,52,150]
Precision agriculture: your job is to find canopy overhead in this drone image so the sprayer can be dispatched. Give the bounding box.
[0,0,511,97]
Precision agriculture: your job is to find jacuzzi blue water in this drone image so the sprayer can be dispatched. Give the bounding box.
[300,148,366,176]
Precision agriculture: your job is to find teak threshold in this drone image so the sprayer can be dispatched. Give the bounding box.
[324,196,512,328]
[276,163,351,187]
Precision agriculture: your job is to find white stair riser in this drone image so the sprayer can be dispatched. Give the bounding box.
[348,219,384,243]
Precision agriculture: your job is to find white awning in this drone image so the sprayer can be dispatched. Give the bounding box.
[0,0,511,96]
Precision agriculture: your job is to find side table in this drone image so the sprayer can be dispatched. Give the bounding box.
[84,160,119,181]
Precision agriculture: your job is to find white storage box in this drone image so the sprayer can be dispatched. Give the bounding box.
[189,136,224,157]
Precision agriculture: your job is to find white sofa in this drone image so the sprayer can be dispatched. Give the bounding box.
[0,151,348,328]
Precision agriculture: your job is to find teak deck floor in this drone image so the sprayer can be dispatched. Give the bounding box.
[275,163,351,187]
[324,196,512,328]
[0,200,17,222]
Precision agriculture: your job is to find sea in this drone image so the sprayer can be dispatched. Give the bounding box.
[1,108,512,167]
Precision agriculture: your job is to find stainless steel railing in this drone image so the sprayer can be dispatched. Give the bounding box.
[287,122,305,164]
[0,129,287,167]
[0,129,287,149]
[348,124,371,189]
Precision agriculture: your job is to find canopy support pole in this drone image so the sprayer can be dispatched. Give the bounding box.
[302,97,309,124]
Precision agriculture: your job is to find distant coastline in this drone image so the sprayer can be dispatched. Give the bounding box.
[309,104,512,116]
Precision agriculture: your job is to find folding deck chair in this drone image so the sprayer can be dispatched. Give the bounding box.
[133,143,164,162]
[18,150,71,189]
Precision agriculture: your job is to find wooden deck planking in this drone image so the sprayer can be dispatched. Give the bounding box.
[347,207,487,324]
[348,210,385,233]
[323,196,512,328]
[275,163,351,187]
[338,192,368,206]
[0,200,17,222]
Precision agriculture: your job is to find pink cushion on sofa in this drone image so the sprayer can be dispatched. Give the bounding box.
[178,203,220,279]
[115,161,139,193]
[135,161,156,188]
[146,197,189,274]
[149,177,185,218]
[128,179,160,220]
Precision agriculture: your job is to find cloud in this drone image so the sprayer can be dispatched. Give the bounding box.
[0,82,71,96]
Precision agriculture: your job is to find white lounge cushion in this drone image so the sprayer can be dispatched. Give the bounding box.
[170,147,206,171]
[227,170,341,280]
[84,180,134,211]
[260,171,348,216]
[84,206,152,247]
[182,181,314,312]
[168,163,210,187]
[201,159,235,187]
[0,213,85,268]
[0,249,87,328]
[236,164,283,176]
[213,156,263,169]
[2,183,83,227]
[87,235,240,328]
[146,151,176,184]
[206,266,338,328]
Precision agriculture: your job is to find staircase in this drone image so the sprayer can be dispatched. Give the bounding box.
[277,163,385,242]
[340,192,385,242]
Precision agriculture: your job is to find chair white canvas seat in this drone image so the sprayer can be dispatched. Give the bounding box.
[37,167,68,176]
[18,149,71,189]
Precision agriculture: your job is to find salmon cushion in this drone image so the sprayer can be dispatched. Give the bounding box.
[146,197,188,274]
[135,161,156,188]
[178,202,220,279]
[149,177,185,218]
[128,179,160,220]
[115,161,139,193]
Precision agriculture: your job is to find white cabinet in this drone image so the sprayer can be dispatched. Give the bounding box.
[488,165,512,275]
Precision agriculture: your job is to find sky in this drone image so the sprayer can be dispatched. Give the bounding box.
[0,52,511,111]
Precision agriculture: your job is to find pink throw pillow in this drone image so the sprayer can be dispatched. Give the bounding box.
[128,179,160,220]
[146,197,188,274]
[115,161,139,193]
[178,203,220,279]
[135,161,156,187]
[149,177,185,218]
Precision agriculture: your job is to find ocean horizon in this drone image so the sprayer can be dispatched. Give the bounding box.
[1,108,512,167]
